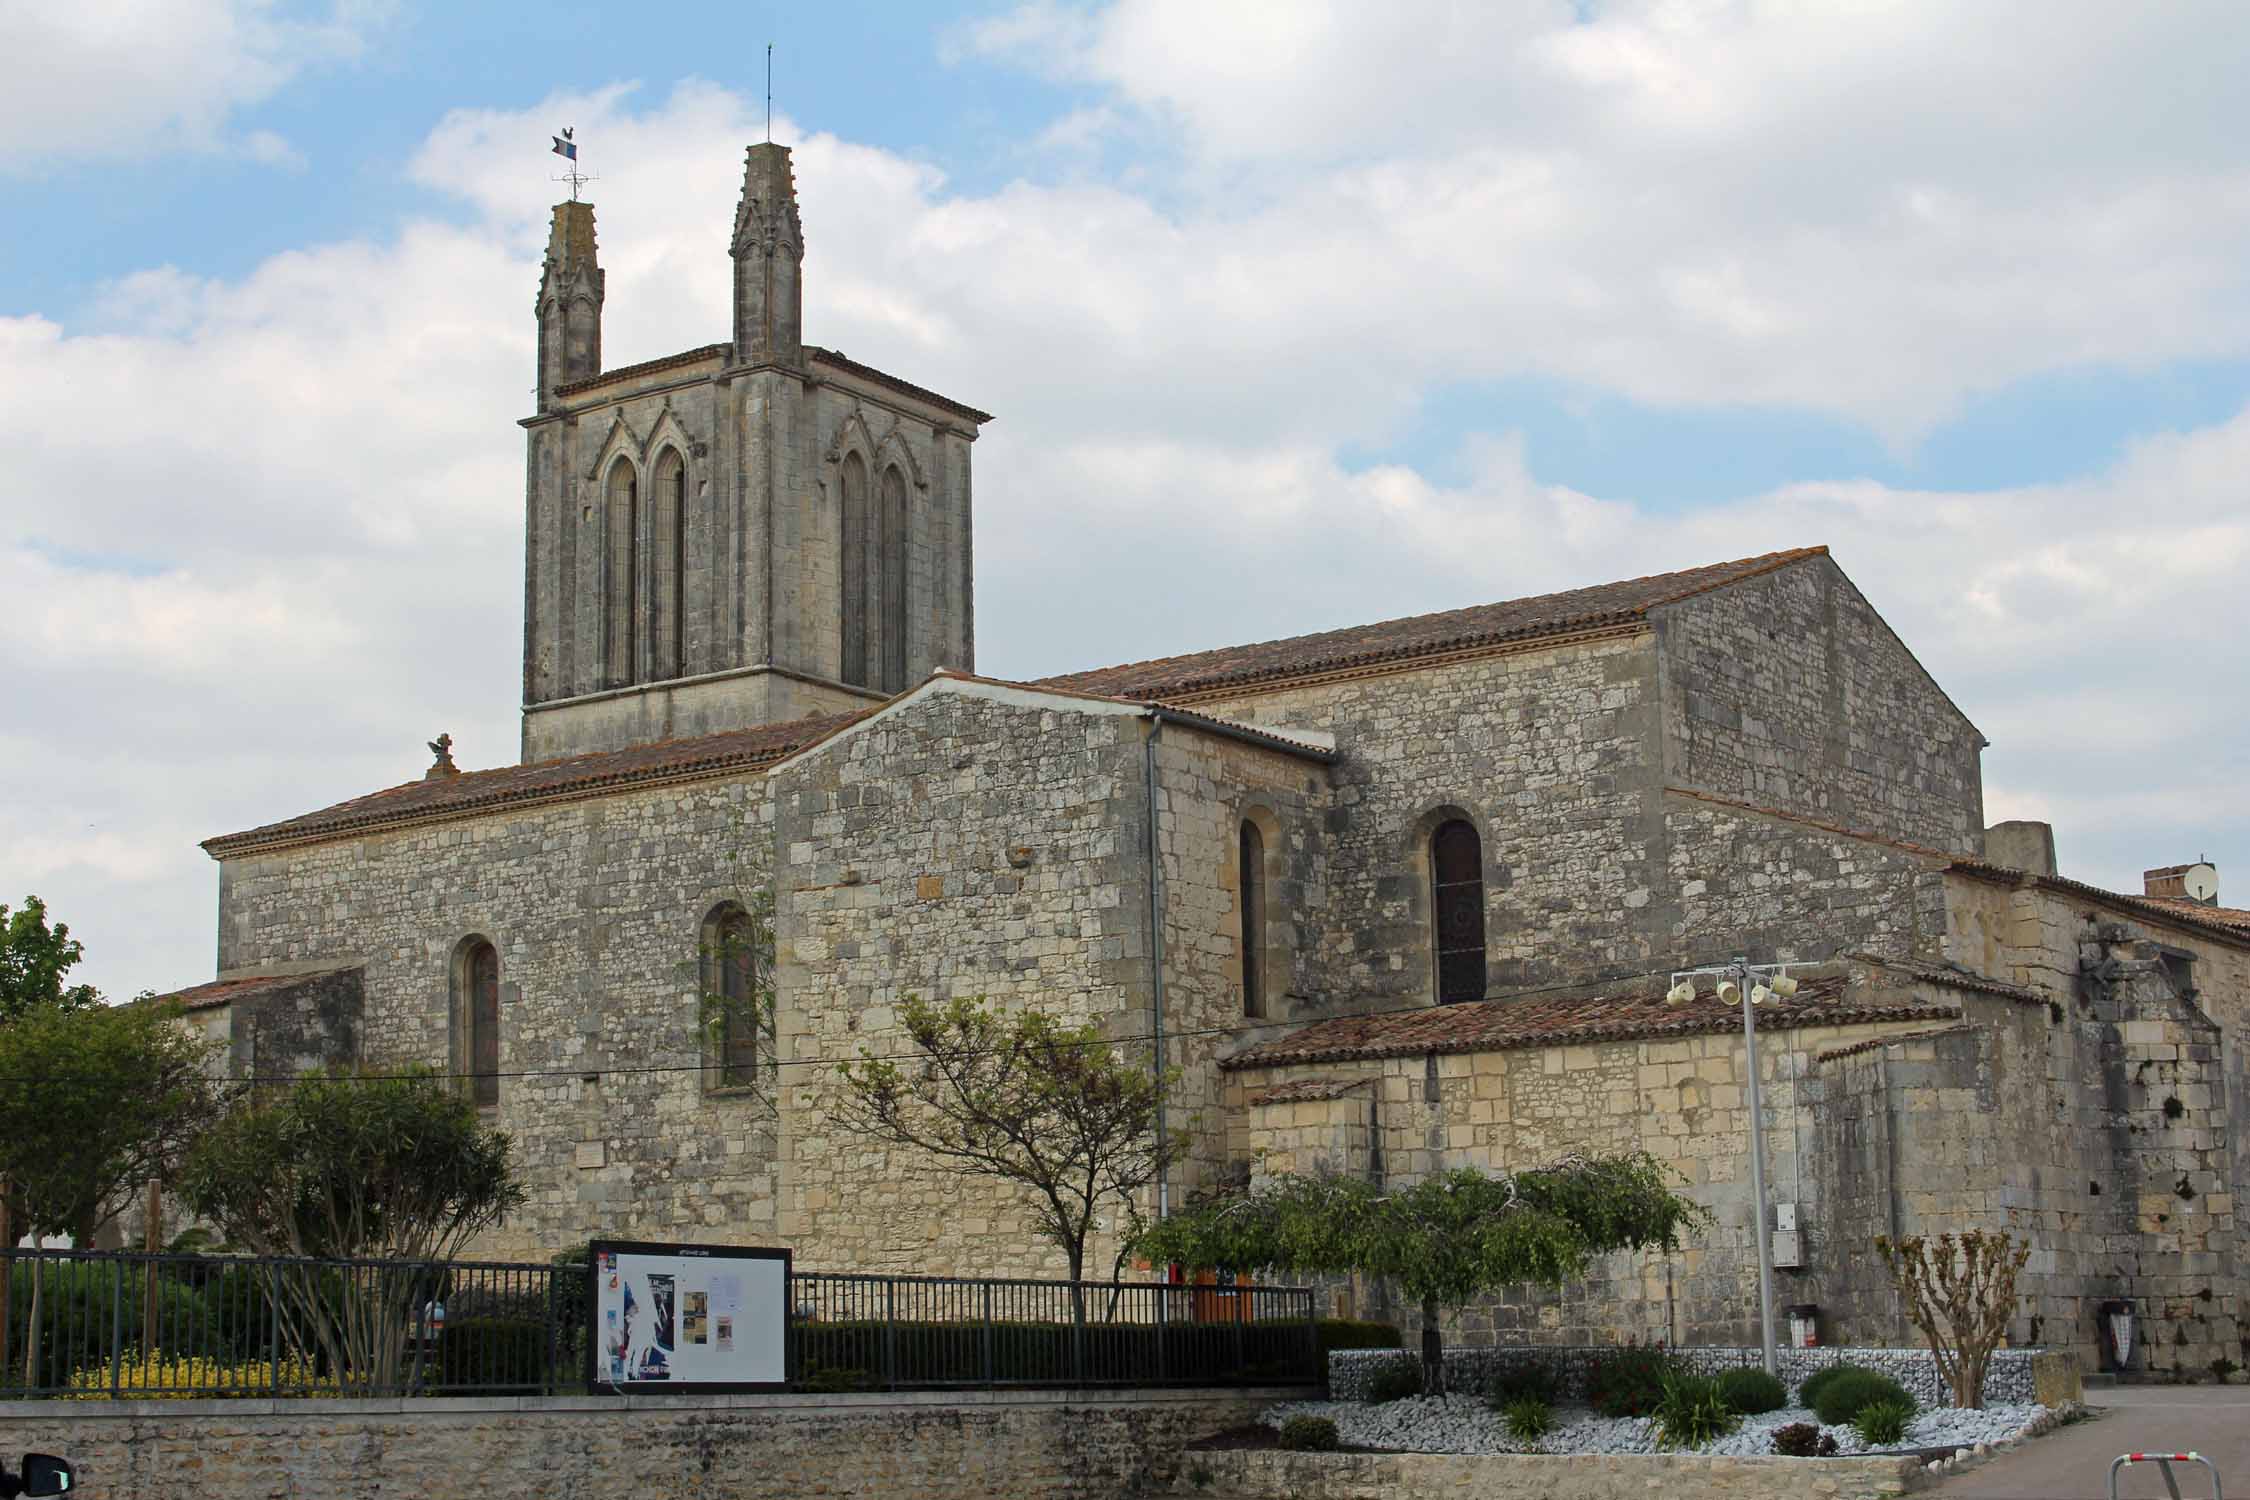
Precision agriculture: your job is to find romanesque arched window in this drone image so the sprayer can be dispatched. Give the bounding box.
[701,903,760,1090]
[1431,819,1486,1004]
[651,448,687,680]
[604,457,638,687]
[878,464,909,693]
[452,937,502,1107]
[839,452,870,686]
[1239,819,1267,1019]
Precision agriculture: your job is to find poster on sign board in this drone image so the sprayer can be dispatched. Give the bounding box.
[587,1240,790,1393]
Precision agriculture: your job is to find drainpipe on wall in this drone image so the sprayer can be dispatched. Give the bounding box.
[1142,715,1170,1218]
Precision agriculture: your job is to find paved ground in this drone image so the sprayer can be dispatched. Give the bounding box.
[1933,1386,2250,1498]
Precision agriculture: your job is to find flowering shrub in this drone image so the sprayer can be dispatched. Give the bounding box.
[64,1349,338,1399]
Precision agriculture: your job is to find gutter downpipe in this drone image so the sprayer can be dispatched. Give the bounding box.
[1142,714,1169,1218]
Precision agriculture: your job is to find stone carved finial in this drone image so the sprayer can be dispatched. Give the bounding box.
[426,733,459,780]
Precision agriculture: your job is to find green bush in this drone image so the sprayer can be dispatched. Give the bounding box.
[1650,1372,1741,1450]
[1796,1362,1870,1412]
[434,1316,549,1394]
[1770,1421,1838,1458]
[1586,1343,1677,1418]
[799,1364,872,1394]
[1278,1415,1340,1452]
[1362,1354,1424,1404]
[1484,1355,1561,1406]
[1714,1366,1788,1415]
[1810,1369,1915,1428]
[7,1260,219,1386]
[1851,1397,1915,1447]
[1498,1394,1555,1448]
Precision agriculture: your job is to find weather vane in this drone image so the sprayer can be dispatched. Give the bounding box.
[550,126,596,201]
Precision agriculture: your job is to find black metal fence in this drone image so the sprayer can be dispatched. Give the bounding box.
[0,1249,1318,1399]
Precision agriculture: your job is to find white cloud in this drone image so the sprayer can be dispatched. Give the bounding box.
[0,0,378,167]
[3,53,2246,1002]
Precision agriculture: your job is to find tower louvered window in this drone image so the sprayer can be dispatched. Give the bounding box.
[1431,820,1486,1004]
[840,453,869,685]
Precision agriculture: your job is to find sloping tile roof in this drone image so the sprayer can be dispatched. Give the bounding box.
[201,674,1333,858]
[1220,975,1962,1070]
[2139,896,2250,932]
[1948,861,2250,949]
[1038,547,1828,702]
[204,712,865,858]
[1245,1077,1376,1106]
[1844,952,2048,1005]
[152,968,358,1013]
[1818,1022,1982,1064]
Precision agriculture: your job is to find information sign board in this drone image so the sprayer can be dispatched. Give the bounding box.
[586,1240,790,1393]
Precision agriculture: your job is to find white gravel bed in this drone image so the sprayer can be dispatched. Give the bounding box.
[1261,1394,2052,1457]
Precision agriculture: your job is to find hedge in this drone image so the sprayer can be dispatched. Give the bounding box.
[791,1315,1325,1387]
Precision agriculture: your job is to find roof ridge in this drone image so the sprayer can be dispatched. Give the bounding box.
[1035,546,1828,701]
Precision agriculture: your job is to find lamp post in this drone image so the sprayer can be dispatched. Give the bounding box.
[1664,955,1806,1378]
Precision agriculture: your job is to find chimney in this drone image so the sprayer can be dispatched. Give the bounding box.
[2144,861,2220,906]
[1984,820,2057,878]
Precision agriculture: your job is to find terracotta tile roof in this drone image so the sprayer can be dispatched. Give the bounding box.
[1245,1078,1375,1106]
[1844,952,2047,1005]
[152,968,358,1013]
[1817,1022,1982,1065]
[1037,547,1828,702]
[1219,975,1962,1071]
[808,347,993,425]
[204,712,866,858]
[2139,896,2250,931]
[1948,861,2250,949]
[1664,785,1965,861]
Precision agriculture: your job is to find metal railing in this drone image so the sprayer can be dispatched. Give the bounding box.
[0,1248,1319,1399]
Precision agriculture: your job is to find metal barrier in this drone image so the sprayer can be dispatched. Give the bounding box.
[1,1248,1319,1399]
[2110,1452,2221,1500]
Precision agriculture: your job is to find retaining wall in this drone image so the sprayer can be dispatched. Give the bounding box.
[0,1386,1284,1499]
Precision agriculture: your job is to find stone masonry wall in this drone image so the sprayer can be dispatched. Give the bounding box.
[1224,997,1966,1349]
[216,774,782,1258]
[1653,554,1985,856]
[7,1388,1269,1500]
[1202,634,1669,1005]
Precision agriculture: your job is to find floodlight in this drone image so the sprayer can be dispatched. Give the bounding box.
[1750,983,1774,1007]
[1665,981,1696,1008]
[1771,974,1800,998]
[1716,979,1741,1004]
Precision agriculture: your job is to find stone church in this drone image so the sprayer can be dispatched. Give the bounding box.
[161,143,2250,1377]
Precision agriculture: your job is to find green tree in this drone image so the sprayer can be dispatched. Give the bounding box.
[0,998,224,1245]
[0,896,101,1021]
[176,1067,528,1393]
[1133,1156,1707,1396]
[836,994,1191,1299]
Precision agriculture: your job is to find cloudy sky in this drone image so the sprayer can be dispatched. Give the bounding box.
[3,0,2245,1000]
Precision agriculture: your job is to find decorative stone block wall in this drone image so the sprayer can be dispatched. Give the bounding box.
[0,1387,1271,1500]
[1187,1448,1926,1500]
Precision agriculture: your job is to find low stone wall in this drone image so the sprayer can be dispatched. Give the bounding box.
[1188,1449,1926,1499]
[1,1386,1286,1499]
[1329,1345,2054,1406]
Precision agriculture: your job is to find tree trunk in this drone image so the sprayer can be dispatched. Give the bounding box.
[1420,1295,1445,1397]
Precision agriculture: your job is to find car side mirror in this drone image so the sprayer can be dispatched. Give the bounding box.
[20,1455,73,1496]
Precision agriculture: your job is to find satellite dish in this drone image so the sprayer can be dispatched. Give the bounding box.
[2185,863,2219,903]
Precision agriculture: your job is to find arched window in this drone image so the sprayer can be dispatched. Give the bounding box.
[701,903,761,1089]
[1239,820,1267,1019]
[1430,819,1486,1004]
[839,452,869,686]
[878,464,908,692]
[651,448,687,679]
[452,937,502,1107]
[604,457,638,687]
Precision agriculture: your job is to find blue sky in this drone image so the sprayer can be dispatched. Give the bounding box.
[3,1,2246,999]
